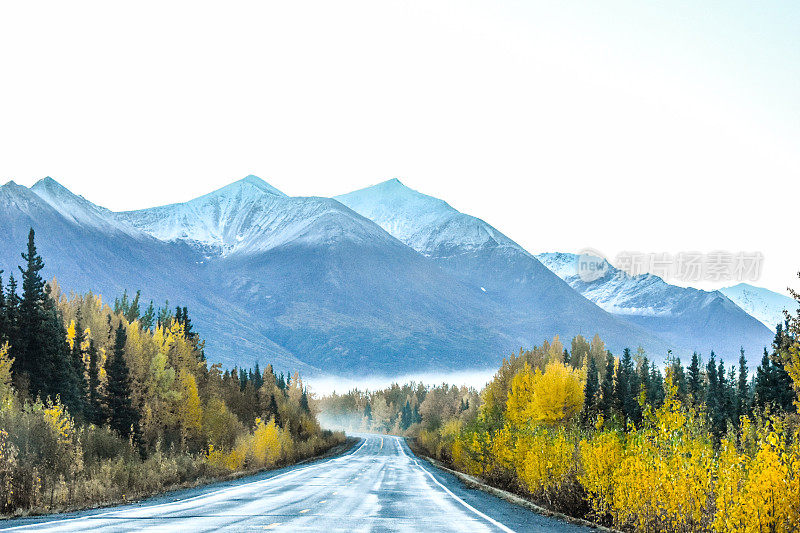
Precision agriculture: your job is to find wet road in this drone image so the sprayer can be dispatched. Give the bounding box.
[0,435,591,532]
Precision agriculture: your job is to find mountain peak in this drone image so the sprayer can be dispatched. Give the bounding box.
[232,175,286,197]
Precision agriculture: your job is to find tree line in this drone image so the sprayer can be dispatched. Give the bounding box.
[0,228,342,515]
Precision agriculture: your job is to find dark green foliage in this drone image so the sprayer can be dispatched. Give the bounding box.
[140,301,155,331]
[400,400,413,430]
[649,362,665,407]
[598,352,615,420]
[736,348,750,420]
[614,348,639,428]
[581,355,600,425]
[687,352,702,407]
[87,340,105,425]
[105,323,140,443]
[15,228,47,397]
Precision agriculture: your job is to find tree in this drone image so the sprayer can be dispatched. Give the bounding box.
[140,301,155,331]
[67,314,89,419]
[736,348,750,421]
[15,228,47,397]
[598,352,615,421]
[581,355,600,424]
[86,340,104,425]
[615,348,638,428]
[687,352,702,407]
[400,400,413,430]
[106,323,140,444]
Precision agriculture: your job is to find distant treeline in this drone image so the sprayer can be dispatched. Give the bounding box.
[0,228,342,515]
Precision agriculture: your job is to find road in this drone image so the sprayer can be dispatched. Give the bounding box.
[0,435,591,532]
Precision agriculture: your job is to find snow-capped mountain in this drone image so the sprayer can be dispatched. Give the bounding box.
[337,178,519,256]
[30,177,143,238]
[721,283,798,332]
[0,179,315,374]
[1,175,783,374]
[119,175,397,257]
[337,179,671,357]
[536,252,775,363]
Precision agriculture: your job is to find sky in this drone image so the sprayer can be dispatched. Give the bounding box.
[1,1,798,293]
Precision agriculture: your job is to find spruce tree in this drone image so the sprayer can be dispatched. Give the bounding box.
[124,290,141,323]
[736,348,750,421]
[87,340,104,425]
[140,301,155,331]
[687,352,702,407]
[0,272,6,344]
[400,400,413,429]
[581,355,600,424]
[106,323,140,443]
[615,348,638,428]
[598,352,615,421]
[649,362,665,407]
[15,228,47,397]
[68,313,89,419]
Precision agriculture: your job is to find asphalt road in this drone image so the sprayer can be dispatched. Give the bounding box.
[0,434,591,532]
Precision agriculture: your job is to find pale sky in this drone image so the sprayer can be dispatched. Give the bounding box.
[1,1,798,293]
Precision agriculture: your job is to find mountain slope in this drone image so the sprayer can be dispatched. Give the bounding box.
[337,179,672,357]
[721,283,798,332]
[119,177,519,374]
[1,179,315,373]
[537,252,775,363]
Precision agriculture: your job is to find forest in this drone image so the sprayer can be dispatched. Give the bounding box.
[0,229,343,516]
[320,309,800,531]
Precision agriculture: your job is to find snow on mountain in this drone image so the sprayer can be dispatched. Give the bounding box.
[30,177,144,238]
[336,178,519,256]
[537,252,775,362]
[120,175,397,256]
[721,283,798,332]
[337,179,673,357]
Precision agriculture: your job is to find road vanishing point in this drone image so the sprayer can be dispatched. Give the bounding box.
[0,435,591,532]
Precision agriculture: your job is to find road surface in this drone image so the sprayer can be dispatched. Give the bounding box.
[0,435,591,532]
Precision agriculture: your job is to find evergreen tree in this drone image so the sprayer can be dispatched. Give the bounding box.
[68,313,89,419]
[156,301,171,329]
[687,352,702,407]
[0,272,6,345]
[400,400,413,429]
[124,290,141,323]
[15,228,47,397]
[181,307,193,338]
[649,362,665,407]
[363,401,372,423]
[705,352,725,443]
[140,301,156,331]
[736,348,750,421]
[106,323,140,443]
[300,389,310,413]
[86,340,104,425]
[615,348,638,428]
[581,355,600,424]
[638,355,651,404]
[598,352,615,420]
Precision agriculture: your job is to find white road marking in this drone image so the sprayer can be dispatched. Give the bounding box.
[396,437,516,533]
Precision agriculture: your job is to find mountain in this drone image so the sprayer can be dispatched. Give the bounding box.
[3,175,781,375]
[119,177,520,374]
[536,252,775,364]
[1,179,314,374]
[337,179,671,357]
[721,283,798,332]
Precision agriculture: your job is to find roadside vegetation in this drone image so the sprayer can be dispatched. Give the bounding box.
[0,229,343,516]
[320,291,800,532]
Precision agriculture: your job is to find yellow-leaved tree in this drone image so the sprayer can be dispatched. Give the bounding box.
[528,362,584,424]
